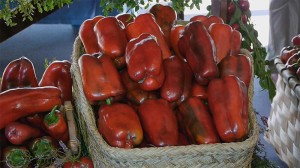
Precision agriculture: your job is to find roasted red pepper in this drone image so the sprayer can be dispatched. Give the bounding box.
[149,4,177,47]
[5,122,42,145]
[78,53,125,104]
[160,56,192,104]
[43,105,69,142]
[178,97,220,144]
[125,13,171,59]
[79,15,104,54]
[39,60,72,102]
[3,146,31,168]
[29,136,57,167]
[120,70,157,105]
[219,54,252,88]
[179,21,219,85]
[64,156,94,168]
[138,99,178,147]
[94,17,128,60]
[125,33,165,91]
[170,25,185,60]
[207,75,249,142]
[0,86,62,129]
[98,103,143,148]
[0,56,38,92]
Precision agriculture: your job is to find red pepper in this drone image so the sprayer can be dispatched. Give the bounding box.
[160,56,192,104]
[125,33,165,91]
[29,136,57,167]
[116,13,134,27]
[138,99,178,147]
[94,17,128,60]
[0,56,38,92]
[5,122,42,145]
[79,15,104,54]
[43,105,69,142]
[78,53,125,104]
[120,70,157,105]
[207,75,249,142]
[208,23,234,63]
[219,54,252,88]
[280,46,299,64]
[190,15,224,29]
[286,51,300,74]
[178,97,220,144]
[25,113,46,130]
[230,29,242,55]
[125,13,172,59]
[170,25,185,60]
[0,86,62,130]
[149,4,177,47]
[191,82,208,100]
[2,146,31,168]
[39,60,72,102]
[98,103,143,148]
[179,21,219,85]
[64,156,94,168]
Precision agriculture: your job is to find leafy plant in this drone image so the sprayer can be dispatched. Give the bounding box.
[99,0,202,16]
[0,0,73,27]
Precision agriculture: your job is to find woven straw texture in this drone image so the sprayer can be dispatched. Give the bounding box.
[265,57,300,167]
[70,37,259,168]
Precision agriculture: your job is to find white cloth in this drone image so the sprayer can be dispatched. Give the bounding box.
[266,0,300,61]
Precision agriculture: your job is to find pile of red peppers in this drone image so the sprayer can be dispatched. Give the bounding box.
[0,57,93,167]
[78,3,252,148]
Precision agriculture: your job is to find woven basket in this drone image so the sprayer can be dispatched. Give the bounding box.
[70,37,259,168]
[265,57,300,167]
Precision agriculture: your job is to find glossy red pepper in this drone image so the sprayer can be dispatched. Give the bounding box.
[161,56,192,104]
[0,86,62,130]
[79,15,104,54]
[179,21,219,85]
[178,97,220,144]
[125,33,165,91]
[208,23,234,63]
[3,146,31,168]
[190,15,224,29]
[219,54,252,88]
[94,17,128,60]
[120,70,157,105]
[286,51,300,74]
[191,82,208,100]
[78,53,125,104]
[0,56,38,92]
[39,60,72,102]
[43,105,69,142]
[207,75,249,142]
[280,46,299,64]
[149,4,177,47]
[138,99,178,147]
[64,156,94,168]
[116,13,134,27]
[25,113,46,130]
[125,13,172,59]
[230,29,242,55]
[170,25,185,61]
[5,122,42,145]
[98,103,143,148]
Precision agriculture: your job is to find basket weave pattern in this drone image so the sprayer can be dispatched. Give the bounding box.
[71,37,259,168]
[265,57,300,167]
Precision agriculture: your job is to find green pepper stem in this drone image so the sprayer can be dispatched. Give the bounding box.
[7,149,30,167]
[106,98,111,105]
[44,105,59,126]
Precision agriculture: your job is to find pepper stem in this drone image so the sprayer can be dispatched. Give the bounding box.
[44,105,59,126]
[7,149,31,167]
[106,98,111,105]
